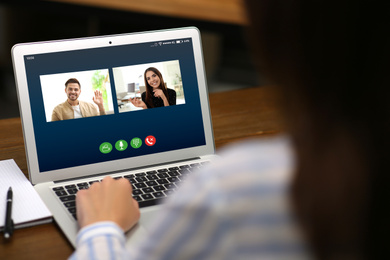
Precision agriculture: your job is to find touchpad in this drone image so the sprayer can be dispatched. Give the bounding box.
[124,205,161,248]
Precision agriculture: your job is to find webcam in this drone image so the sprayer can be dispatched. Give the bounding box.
[109,41,112,44]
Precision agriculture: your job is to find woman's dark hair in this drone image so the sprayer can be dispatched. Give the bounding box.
[244,0,389,258]
[143,67,168,108]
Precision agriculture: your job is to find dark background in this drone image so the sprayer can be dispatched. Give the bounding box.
[0,1,261,119]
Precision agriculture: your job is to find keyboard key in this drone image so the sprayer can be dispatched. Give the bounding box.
[154,185,166,191]
[67,189,78,195]
[146,170,157,175]
[78,186,89,190]
[167,177,179,183]
[89,180,100,185]
[179,165,190,169]
[157,169,168,173]
[133,189,143,195]
[60,195,76,202]
[134,183,147,189]
[135,173,146,177]
[135,176,148,182]
[141,194,154,200]
[52,187,64,191]
[168,171,180,177]
[180,169,190,175]
[168,167,179,171]
[68,207,76,214]
[157,179,169,185]
[147,175,159,180]
[153,192,165,198]
[124,174,135,179]
[146,181,158,187]
[190,163,200,167]
[164,183,177,190]
[65,184,76,189]
[157,173,169,178]
[113,176,122,179]
[55,190,68,197]
[77,182,88,187]
[142,187,154,194]
[64,201,76,208]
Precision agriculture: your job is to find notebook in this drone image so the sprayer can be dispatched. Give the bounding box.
[11,27,217,248]
[0,159,52,230]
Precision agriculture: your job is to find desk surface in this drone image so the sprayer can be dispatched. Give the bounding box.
[47,0,248,25]
[0,86,281,259]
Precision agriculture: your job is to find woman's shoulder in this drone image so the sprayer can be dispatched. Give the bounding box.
[167,88,176,94]
[167,88,176,97]
[177,135,295,195]
[213,136,294,179]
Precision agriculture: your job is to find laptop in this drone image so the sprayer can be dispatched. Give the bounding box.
[11,27,216,248]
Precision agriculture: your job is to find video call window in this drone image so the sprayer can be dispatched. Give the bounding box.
[113,60,185,113]
[40,69,115,122]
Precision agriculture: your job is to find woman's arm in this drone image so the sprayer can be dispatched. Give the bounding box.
[153,89,170,106]
[168,89,177,105]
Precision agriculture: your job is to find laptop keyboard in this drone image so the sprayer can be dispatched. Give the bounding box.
[52,162,209,220]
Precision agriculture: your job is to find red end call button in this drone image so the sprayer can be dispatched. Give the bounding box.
[145,135,156,146]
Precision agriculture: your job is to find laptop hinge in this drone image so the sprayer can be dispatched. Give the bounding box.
[54,157,201,184]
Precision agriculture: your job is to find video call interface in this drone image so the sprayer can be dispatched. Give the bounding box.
[23,38,206,173]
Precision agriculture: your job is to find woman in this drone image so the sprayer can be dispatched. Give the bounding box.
[72,0,389,259]
[245,1,389,258]
[130,67,176,109]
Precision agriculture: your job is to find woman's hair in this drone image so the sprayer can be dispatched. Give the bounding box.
[244,0,389,258]
[143,67,168,108]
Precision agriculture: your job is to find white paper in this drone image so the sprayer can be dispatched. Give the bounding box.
[0,159,52,228]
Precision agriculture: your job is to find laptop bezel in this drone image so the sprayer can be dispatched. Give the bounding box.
[12,27,215,185]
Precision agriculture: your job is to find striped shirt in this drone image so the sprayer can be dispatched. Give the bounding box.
[69,136,311,260]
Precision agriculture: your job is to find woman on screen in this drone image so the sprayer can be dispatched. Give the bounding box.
[130,67,176,109]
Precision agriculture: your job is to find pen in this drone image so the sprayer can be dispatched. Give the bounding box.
[4,187,14,239]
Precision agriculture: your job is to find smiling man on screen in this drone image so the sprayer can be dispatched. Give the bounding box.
[51,78,106,121]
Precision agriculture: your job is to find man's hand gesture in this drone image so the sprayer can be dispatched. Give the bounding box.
[93,90,105,112]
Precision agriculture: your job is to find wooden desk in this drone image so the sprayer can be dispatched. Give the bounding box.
[0,86,281,259]
[47,0,248,25]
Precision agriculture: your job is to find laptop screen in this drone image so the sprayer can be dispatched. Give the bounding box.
[22,36,207,174]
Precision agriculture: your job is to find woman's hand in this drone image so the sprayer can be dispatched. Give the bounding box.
[76,176,140,232]
[130,97,147,109]
[153,89,169,106]
[153,89,165,99]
